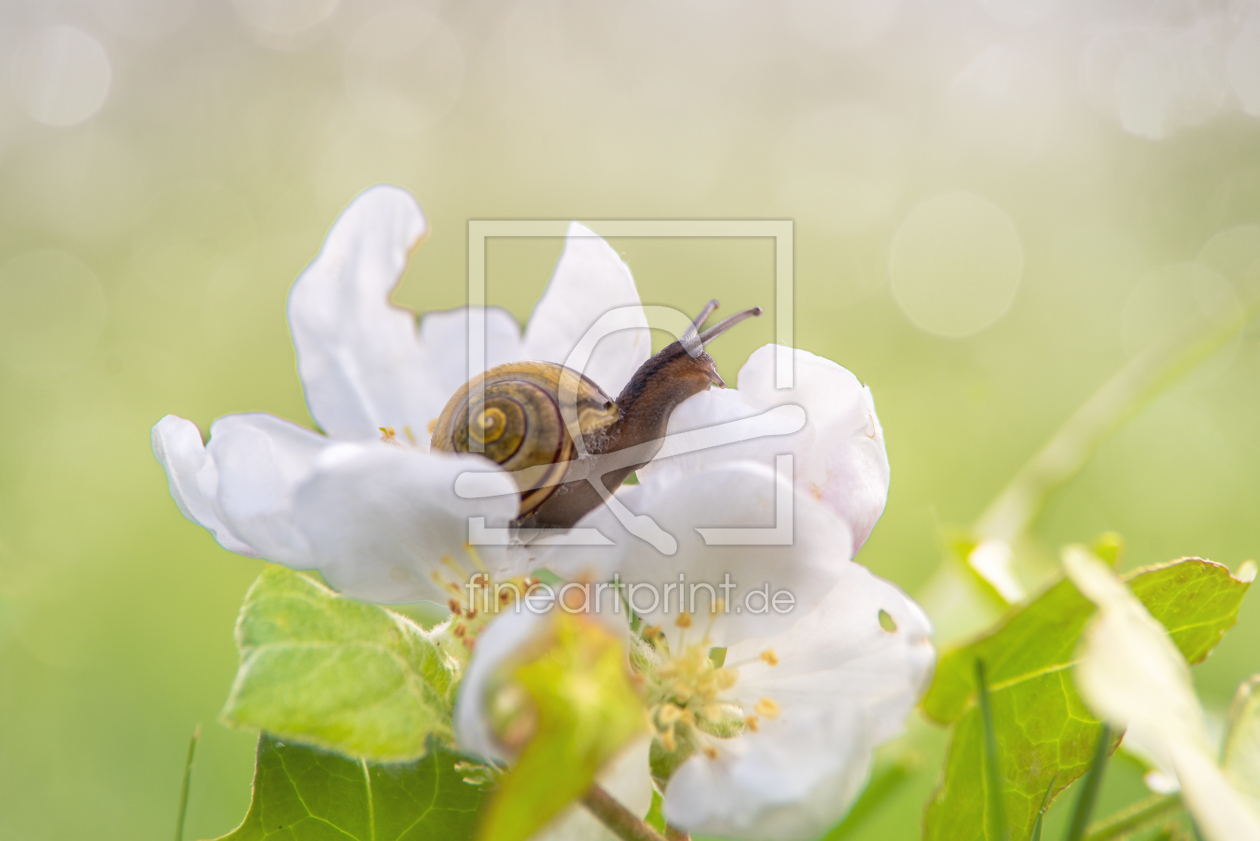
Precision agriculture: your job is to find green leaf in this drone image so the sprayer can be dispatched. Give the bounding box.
[478,613,645,841]
[222,565,459,762]
[214,734,484,841]
[924,558,1250,841]
[823,759,913,840]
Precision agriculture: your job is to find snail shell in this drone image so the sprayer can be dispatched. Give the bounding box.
[430,360,620,517]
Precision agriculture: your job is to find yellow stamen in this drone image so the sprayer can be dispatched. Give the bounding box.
[715,668,738,690]
[754,698,781,719]
[675,611,693,629]
[463,543,488,574]
[759,649,779,667]
[657,704,683,725]
[702,745,719,760]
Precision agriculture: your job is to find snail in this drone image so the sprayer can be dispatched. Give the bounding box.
[431,300,762,529]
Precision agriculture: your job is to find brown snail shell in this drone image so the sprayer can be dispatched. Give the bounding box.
[430,302,762,528]
[430,360,620,517]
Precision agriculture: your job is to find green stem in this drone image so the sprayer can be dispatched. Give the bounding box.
[1082,793,1181,841]
[174,724,201,841]
[975,660,1008,841]
[975,294,1259,547]
[582,784,669,841]
[1031,774,1057,841]
[1065,725,1113,841]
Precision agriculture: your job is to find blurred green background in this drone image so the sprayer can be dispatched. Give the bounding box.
[1,0,1259,838]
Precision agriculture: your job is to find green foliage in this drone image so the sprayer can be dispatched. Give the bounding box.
[824,760,915,840]
[222,566,459,762]
[477,613,645,841]
[214,734,483,841]
[924,558,1251,841]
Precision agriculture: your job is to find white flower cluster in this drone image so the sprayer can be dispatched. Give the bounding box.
[152,186,935,841]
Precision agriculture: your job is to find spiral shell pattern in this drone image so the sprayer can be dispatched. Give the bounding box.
[430,361,620,517]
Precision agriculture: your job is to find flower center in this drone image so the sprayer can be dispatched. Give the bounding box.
[637,617,781,764]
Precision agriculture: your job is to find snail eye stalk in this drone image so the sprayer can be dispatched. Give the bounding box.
[699,307,763,346]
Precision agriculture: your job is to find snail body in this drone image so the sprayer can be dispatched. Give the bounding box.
[430,301,761,528]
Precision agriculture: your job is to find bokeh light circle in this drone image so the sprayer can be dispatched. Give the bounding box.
[889,192,1024,338]
[343,9,464,137]
[9,26,112,128]
[0,250,108,376]
[231,0,339,37]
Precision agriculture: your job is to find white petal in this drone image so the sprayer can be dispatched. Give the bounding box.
[1226,676,1260,800]
[415,305,525,429]
[639,345,889,553]
[520,222,651,397]
[1064,549,1260,839]
[288,185,448,441]
[1173,743,1260,841]
[1065,548,1211,766]
[150,415,257,556]
[288,445,519,603]
[727,562,935,745]
[207,413,329,565]
[199,412,518,603]
[663,565,934,840]
[541,461,855,648]
[665,707,871,841]
[531,737,653,841]
[455,609,537,763]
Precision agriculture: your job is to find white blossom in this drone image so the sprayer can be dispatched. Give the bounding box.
[152,185,650,602]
